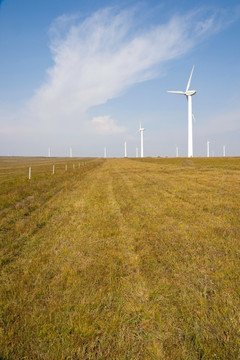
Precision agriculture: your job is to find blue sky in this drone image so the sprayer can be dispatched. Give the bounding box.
[0,0,240,157]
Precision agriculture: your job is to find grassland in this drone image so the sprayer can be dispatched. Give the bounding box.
[0,156,239,359]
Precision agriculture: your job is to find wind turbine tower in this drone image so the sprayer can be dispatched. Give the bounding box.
[176,146,179,158]
[223,145,226,157]
[207,140,210,158]
[104,147,107,158]
[48,147,51,157]
[138,123,145,158]
[168,66,196,158]
[124,141,127,158]
[70,147,73,158]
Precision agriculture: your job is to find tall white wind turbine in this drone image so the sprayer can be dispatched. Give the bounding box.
[48,147,51,157]
[104,147,107,158]
[124,141,127,158]
[168,66,196,158]
[138,123,145,158]
[70,147,73,158]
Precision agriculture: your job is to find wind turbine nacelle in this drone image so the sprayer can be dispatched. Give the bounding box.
[186,90,196,96]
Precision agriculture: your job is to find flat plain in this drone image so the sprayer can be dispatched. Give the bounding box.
[0,156,239,359]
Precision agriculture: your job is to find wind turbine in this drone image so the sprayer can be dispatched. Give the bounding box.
[138,123,145,158]
[223,145,226,157]
[176,146,179,158]
[104,147,107,158]
[168,66,196,158]
[124,141,127,158]
[48,147,51,157]
[207,140,210,158]
[70,147,73,158]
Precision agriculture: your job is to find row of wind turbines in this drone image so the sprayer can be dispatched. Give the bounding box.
[49,67,226,159]
[104,138,226,158]
[47,139,226,159]
[110,66,226,159]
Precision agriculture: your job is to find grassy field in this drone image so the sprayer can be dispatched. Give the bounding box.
[0,156,239,359]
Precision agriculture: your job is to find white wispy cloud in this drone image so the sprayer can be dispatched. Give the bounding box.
[25,6,227,132]
[91,115,126,135]
[11,4,238,143]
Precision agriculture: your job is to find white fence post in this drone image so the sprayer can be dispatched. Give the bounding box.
[53,165,55,174]
[29,167,31,180]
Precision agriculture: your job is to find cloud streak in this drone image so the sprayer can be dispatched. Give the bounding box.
[25,6,232,132]
[91,115,126,135]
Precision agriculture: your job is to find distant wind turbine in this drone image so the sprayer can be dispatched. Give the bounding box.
[48,147,51,157]
[176,146,179,158]
[138,123,145,158]
[124,141,127,158]
[168,66,196,158]
[223,145,226,157]
[104,147,107,158]
[70,147,73,158]
[207,140,210,158]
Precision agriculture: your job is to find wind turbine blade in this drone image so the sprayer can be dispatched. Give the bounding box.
[167,91,186,95]
[186,65,194,92]
[192,113,196,122]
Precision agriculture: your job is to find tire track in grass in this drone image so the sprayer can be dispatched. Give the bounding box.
[69,160,155,358]
[106,164,149,303]
[59,159,166,358]
[105,162,169,359]
[1,160,157,359]
[107,161,169,358]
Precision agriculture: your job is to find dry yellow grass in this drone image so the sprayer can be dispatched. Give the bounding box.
[0,157,240,359]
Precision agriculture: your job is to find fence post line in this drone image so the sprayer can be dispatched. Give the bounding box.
[29,167,31,180]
